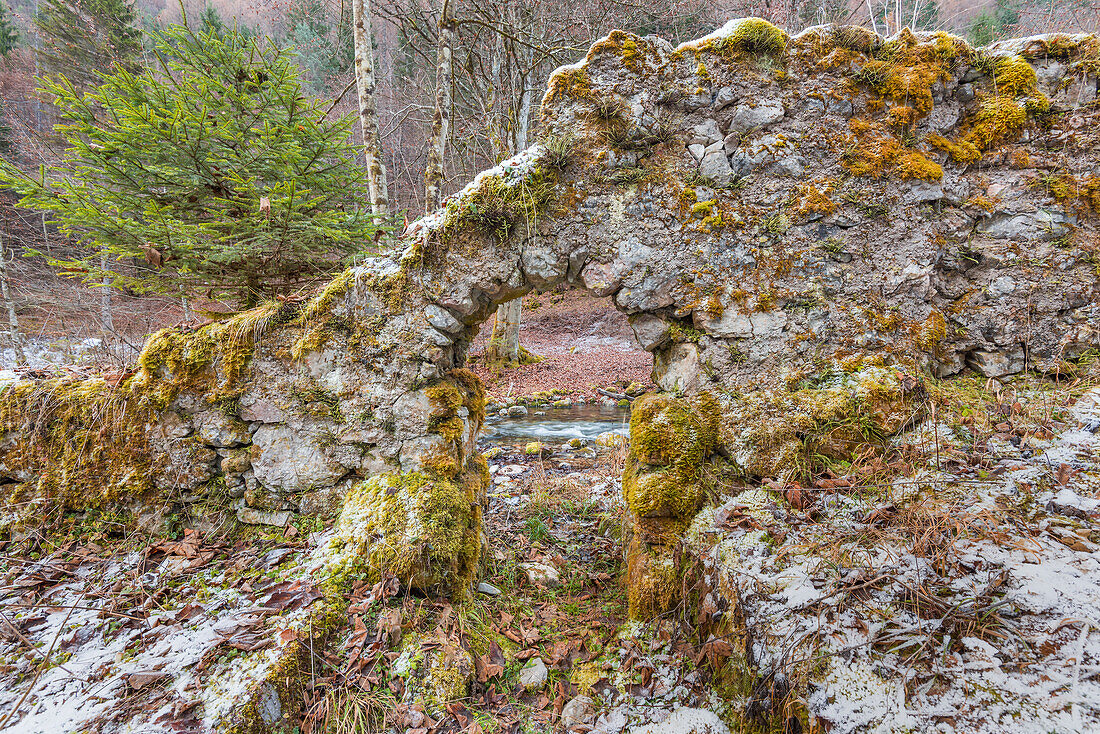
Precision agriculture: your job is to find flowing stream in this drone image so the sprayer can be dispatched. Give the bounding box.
[482,403,630,446]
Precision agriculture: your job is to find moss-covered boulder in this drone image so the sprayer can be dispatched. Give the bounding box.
[322,464,486,596]
[392,633,475,717]
[625,536,682,619]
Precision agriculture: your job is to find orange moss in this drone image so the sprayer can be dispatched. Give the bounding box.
[544,68,594,105]
[964,195,996,212]
[851,30,965,117]
[927,132,981,165]
[965,95,1027,150]
[795,183,836,217]
[842,119,942,182]
[896,151,944,182]
[1045,173,1100,215]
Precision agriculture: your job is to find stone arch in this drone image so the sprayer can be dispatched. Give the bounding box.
[1,19,1098,610]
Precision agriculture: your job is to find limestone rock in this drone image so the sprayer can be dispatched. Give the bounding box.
[629,708,729,734]
[237,506,292,527]
[595,431,627,448]
[654,343,702,393]
[518,657,548,690]
[698,151,732,185]
[977,209,1072,241]
[392,634,475,717]
[239,396,286,423]
[324,471,484,593]
[714,86,738,109]
[967,349,1026,378]
[219,447,251,475]
[629,313,671,351]
[299,485,346,518]
[195,411,250,448]
[156,441,217,492]
[159,412,193,439]
[520,561,560,586]
[581,260,626,297]
[561,695,598,728]
[728,102,784,132]
[689,119,721,145]
[251,424,347,493]
[425,304,464,334]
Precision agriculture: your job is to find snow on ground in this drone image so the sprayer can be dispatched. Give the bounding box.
[685,387,1100,733]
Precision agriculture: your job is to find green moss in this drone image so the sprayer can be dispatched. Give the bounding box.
[720,364,920,482]
[0,301,296,524]
[0,377,158,514]
[391,633,474,717]
[706,18,788,60]
[849,30,966,117]
[425,369,486,447]
[298,268,353,324]
[896,150,944,181]
[630,392,719,470]
[623,457,708,519]
[438,166,559,244]
[621,35,643,71]
[324,470,482,596]
[668,321,705,343]
[137,302,293,409]
[993,55,1037,96]
[692,200,715,218]
[291,384,343,422]
[587,30,644,72]
[927,133,982,165]
[626,538,681,619]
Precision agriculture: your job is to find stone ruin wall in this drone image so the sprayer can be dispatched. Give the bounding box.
[0,19,1098,614]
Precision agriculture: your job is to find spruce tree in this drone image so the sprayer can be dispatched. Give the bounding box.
[0,1,17,57]
[0,23,383,305]
[34,0,142,92]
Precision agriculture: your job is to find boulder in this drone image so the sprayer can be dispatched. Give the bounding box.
[728,102,784,133]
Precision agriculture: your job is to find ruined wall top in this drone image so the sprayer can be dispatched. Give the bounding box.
[378,19,1100,390]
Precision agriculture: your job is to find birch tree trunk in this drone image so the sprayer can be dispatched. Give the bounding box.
[353,0,389,215]
[490,60,533,363]
[0,233,26,366]
[424,0,454,213]
[485,297,522,365]
[100,251,113,332]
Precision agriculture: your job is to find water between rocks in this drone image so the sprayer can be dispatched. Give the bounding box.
[481,403,630,446]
